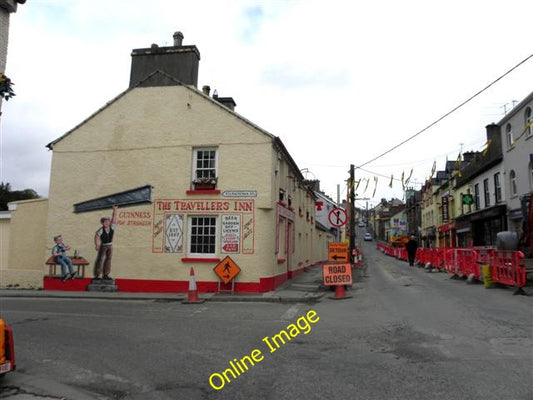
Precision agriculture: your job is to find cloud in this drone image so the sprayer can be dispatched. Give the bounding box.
[240,5,265,43]
[261,65,350,89]
[3,0,533,204]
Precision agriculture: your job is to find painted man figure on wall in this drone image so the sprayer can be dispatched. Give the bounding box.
[94,204,118,280]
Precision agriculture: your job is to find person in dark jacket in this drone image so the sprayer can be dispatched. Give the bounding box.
[405,235,418,266]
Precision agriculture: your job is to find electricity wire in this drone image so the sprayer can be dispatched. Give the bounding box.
[356,52,533,170]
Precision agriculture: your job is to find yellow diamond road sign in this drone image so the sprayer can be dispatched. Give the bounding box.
[214,256,241,284]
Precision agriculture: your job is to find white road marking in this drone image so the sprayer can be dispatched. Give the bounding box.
[280,304,300,320]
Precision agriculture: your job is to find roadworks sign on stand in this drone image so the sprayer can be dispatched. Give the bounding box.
[323,263,353,286]
[328,242,349,262]
[322,263,353,300]
[214,256,241,294]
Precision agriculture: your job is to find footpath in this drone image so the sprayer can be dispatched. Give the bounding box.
[0,264,339,304]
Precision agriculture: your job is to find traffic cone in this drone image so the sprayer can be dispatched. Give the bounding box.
[182,267,205,304]
[329,284,353,300]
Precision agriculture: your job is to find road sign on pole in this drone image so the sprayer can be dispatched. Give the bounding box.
[328,208,347,227]
[328,242,349,262]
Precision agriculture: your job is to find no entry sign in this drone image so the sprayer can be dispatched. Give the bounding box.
[328,208,347,227]
[322,263,352,286]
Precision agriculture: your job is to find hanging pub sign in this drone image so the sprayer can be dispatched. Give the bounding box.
[441,196,449,222]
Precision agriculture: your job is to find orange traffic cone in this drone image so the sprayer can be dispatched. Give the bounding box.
[329,284,353,300]
[182,267,205,304]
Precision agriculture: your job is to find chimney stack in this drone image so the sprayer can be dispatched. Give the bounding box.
[173,31,184,47]
[485,123,502,156]
[211,90,236,111]
[129,31,200,88]
[462,151,477,163]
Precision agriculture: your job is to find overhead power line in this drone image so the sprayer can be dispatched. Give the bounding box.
[356,52,533,170]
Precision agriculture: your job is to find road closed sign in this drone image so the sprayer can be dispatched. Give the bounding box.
[323,263,352,286]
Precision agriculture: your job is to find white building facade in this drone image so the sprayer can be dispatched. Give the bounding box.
[497,91,533,235]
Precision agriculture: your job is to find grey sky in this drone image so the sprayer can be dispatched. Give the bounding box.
[2,0,533,207]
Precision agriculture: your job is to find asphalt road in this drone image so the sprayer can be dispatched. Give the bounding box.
[0,240,532,399]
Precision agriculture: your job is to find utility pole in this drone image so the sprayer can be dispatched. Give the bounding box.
[337,184,341,242]
[349,164,355,263]
[348,165,370,262]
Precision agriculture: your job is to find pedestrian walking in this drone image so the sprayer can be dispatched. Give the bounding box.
[405,235,418,267]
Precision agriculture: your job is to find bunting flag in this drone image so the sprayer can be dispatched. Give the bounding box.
[482,139,492,156]
[363,178,370,193]
[454,152,462,177]
[405,169,413,187]
[372,176,378,197]
[354,179,361,191]
[389,174,394,188]
[454,152,461,168]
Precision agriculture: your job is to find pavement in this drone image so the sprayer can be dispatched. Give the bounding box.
[0,264,345,304]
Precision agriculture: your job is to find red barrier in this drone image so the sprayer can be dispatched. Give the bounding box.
[474,247,495,267]
[491,251,526,294]
[416,248,429,265]
[424,248,445,271]
[397,248,407,261]
[457,249,481,279]
[376,243,527,295]
[442,248,459,275]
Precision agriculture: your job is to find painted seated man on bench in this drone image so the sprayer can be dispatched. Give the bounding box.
[52,235,77,282]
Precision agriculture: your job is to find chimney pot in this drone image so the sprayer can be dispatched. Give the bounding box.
[173,31,184,46]
[150,43,158,49]
[202,85,211,96]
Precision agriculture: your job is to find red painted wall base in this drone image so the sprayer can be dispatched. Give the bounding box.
[42,261,325,293]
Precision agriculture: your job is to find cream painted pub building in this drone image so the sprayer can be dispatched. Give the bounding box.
[36,33,333,292]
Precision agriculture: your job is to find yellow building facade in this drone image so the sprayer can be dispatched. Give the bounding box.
[33,36,333,292]
[1,199,48,288]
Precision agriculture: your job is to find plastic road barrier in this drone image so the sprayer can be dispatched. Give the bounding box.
[491,251,526,295]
